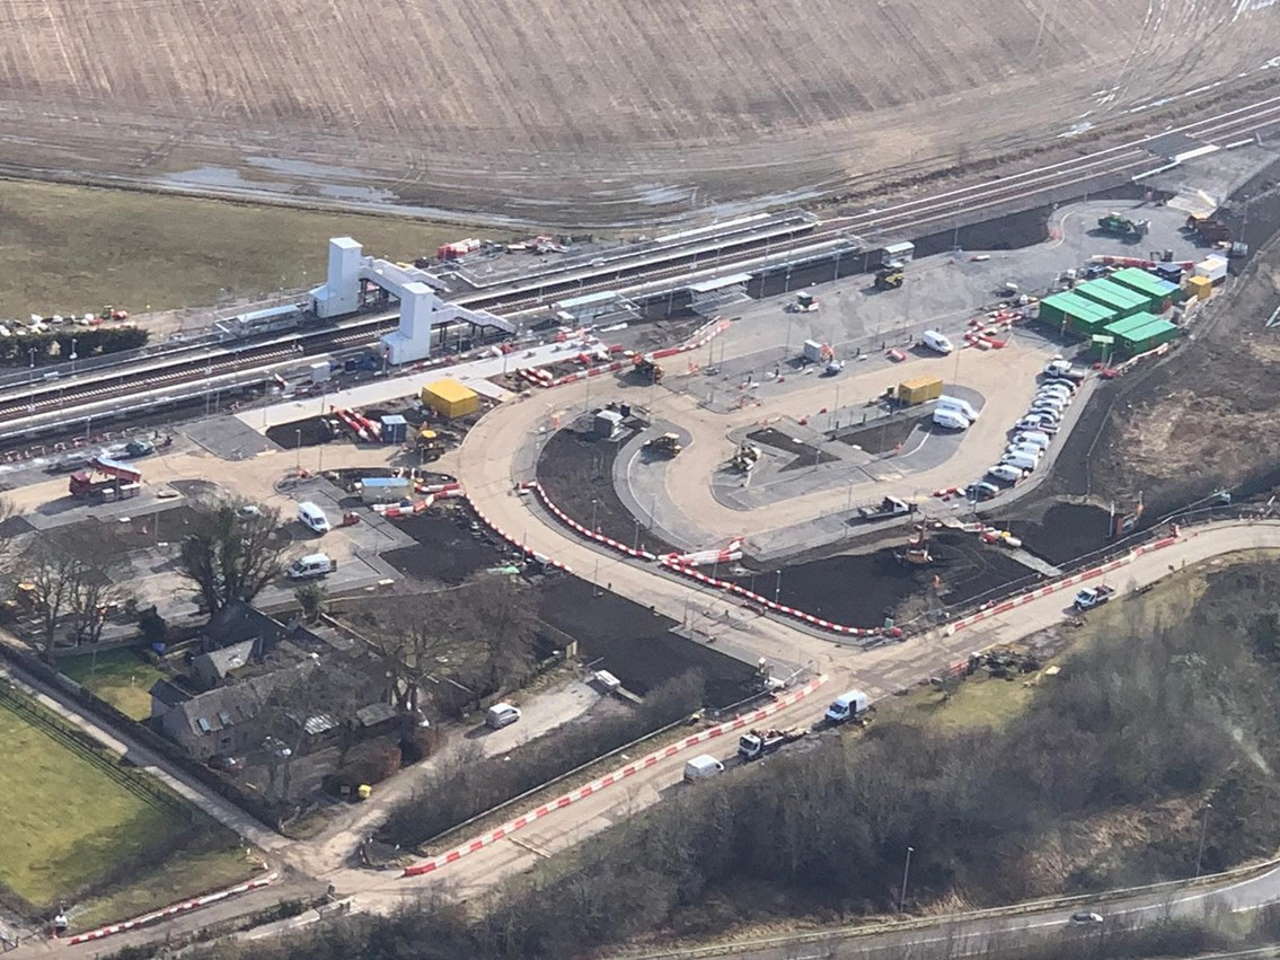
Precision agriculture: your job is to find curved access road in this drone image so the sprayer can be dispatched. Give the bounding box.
[465,334,1049,554]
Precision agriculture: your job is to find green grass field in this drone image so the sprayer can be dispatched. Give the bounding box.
[58,648,165,720]
[0,177,484,319]
[0,681,251,924]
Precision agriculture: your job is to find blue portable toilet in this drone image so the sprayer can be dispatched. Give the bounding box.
[380,415,407,444]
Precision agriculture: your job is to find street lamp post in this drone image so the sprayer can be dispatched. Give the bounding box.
[27,347,36,413]
[1195,803,1212,878]
[591,498,599,533]
[295,429,302,470]
[774,569,783,603]
[898,846,914,914]
[69,338,77,375]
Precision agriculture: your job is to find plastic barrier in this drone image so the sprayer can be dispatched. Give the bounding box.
[65,873,277,945]
[401,675,826,878]
[658,558,886,638]
[521,480,655,561]
[463,493,571,573]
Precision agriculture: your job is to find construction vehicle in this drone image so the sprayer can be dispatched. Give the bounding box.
[856,496,914,522]
[897,521,933,566]
[417,428,446,461]
[730,443,761,473]
[98,305,129,322]
[737,727,806,762]
[875,266,905,290]
[643,433,683,457]
[1073,585,1115,611]
[1096,212,1150,239]
[1185,214,1231,244]
[69,456,141,501]
[632,356,664,384]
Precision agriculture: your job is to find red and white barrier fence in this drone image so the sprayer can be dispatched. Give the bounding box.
[463,493,572,573]
[658,558,887,638]
[944,528,1183,634]
[521,481,656,561]
[65,873,277,945]
[660,538,744,568]
[401,675,826,878]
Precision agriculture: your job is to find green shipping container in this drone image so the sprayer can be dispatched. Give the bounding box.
[1074,278,1152,318]
[1109,267,1183,311]
[1038,291,1117,336]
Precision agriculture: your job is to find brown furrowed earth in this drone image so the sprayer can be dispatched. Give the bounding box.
[0,1,1277,225]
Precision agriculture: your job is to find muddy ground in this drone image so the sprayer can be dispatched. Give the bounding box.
[383,508,517,586]
[732,530,1032,627]
[746,427,838,471]
[379,501,753,704]
[537,576,757,708]
[536,423,676,556]
[834,412,929,455]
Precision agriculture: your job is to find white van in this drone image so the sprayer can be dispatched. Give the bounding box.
[932,408,971,431]
[1013,431,1051,450]
[1005,443,1043,461]
[938,395,980,421]
[297,501,331,534]
[825,689,870,725]
[287,553,336,580]
[987,464,1025,483]
[921,330,954,355]
[1002,451,1039,472]
[683,754,725,782]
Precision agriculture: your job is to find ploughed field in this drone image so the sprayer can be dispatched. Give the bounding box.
[0,0,1274,222]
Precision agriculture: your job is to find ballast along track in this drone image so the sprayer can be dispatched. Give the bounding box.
[1,94,1278,431]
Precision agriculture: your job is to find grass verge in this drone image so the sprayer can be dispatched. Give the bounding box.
[0,178,485,319]
[0,678,253,926]
[58,648,165,721]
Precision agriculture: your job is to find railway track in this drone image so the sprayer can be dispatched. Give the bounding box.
[3,94,1279,432]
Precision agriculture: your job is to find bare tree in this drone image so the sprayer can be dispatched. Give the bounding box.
[24,534,90,662]
[259,660,378,802]
[365,579,538,717]
[177,500,289,615]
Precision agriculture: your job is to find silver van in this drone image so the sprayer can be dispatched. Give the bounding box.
[1013,431,1051,450]
[1002,451,1039,472]
[987,464,1025,483]
[1005,443,1043,461]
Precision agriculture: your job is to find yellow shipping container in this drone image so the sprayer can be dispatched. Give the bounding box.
[421,378,480,419]
[1183,275,1212,301]
[897,376,943,405]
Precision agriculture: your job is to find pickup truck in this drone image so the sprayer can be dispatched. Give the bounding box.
[738,727,806,762]
[1073,585,1115,611]
[856,496,914,522]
